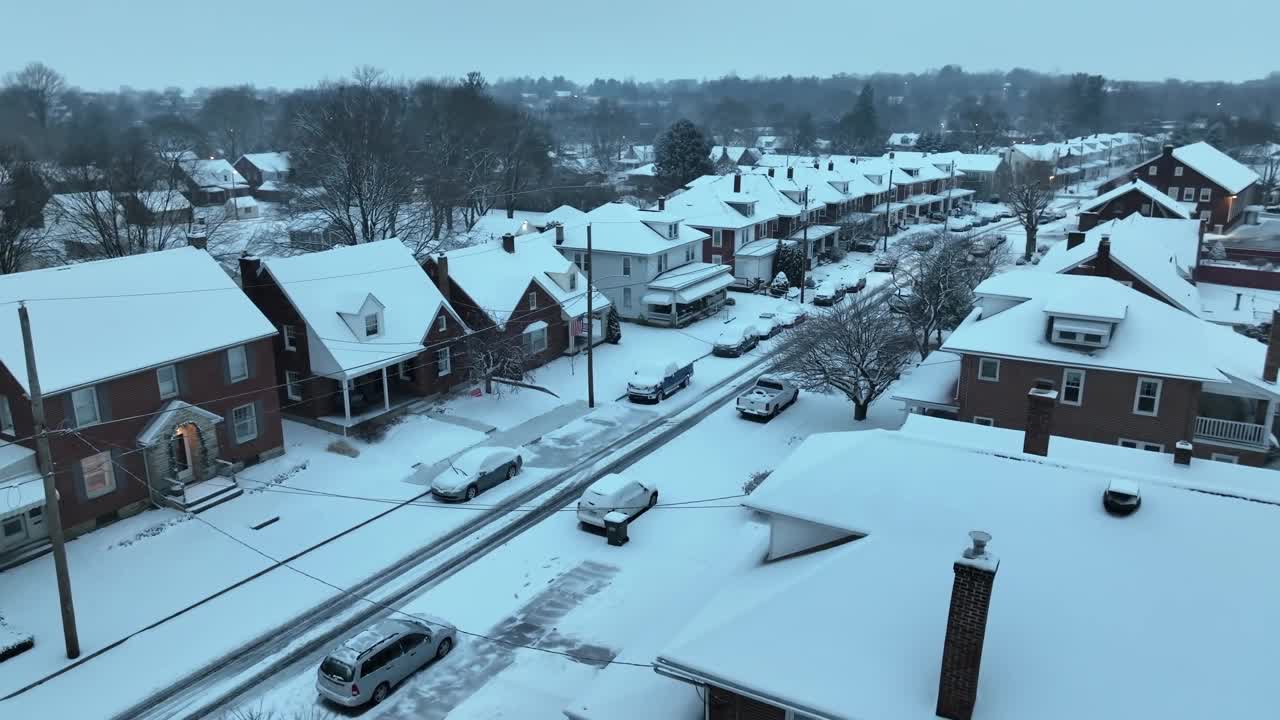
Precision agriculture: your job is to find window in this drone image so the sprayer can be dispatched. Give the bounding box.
[1199,187,1211,202]
[977,357,1000,382]
[1083,333,1103,343]
[1133,377,1162,416]
[1061,368,1085,406]
[0,396,12,435]
[71,387,100,427]
[1147,165,1158,176]
[668,223,678,239]
[973,416,994,426]
[1119,439,1164,452]
[1200,210,1212,222]
[1182,187,1195,202]
[282,324,297,351]
[397,360,410,380]
[623,287,632,308]
[156,365,179,399]
[527,292,537,310]
[285,370,302,401]
[231,403,258,443]
[712,230,723,248]
[685,245,694,262]
[81,450,116,499]
[522,325,548,355]
[437,314,447,333]
[1141,203,1152,216]
[227,345,249,382]
[1058,330,1078,341]
[364,313,380,337]
[622,256,632,276]
[1174,166,1184,177]
[1211,453,1239,464]
[711,254,723,265]
[436,347,451,376]
[1168,186,1179,200]
[658,255,668,273]
[573,251,588,273]
[3,517,21,538]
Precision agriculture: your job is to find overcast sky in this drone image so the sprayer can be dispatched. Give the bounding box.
[4,0,1274,90]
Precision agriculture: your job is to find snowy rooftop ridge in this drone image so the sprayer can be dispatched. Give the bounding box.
[1080,178,1191,219]
[238,152,291,174]
[1172,141,1260,194]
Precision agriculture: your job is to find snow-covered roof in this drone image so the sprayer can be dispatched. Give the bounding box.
[260,239,465,379]
[1172,141,1260,194]
[228,196,258,208]
[136,400,224,445]
[926,151,1004,174]
[464,206,587,245]
[889,350,960,408]
[0,443,41,514]
[658,415,1280,720]
[624,162,656,177]
[186,158,248,191]
[1038,215,1201,314]
[545,203,707,255]
[887,132,920,146]
[648,262,732,291]
[1012,143,1061,163]
[945,272,1280,394]
[442,234,608,327]
[1080,178,1191,219]
[238,152,290,174]
[0,248,277,395]
[134,190,192,214]
[673,173,814,228]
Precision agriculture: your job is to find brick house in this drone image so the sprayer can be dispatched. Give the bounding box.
[1076,177,1193,224]
[239,239,469,429]
[0,248,284,545]
[1098,142,1259,232]
[234,152,291,202]
[915,272,1280,465]
[424,232,610,373]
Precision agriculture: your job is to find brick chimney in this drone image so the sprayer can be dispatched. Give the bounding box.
[1162,144,1174,158]
[553,222,565,245]
[506,206,514,219]
[1263,310,1280,382]
[827,160,834,171]
[936,530,999,720]
[657,195,666,211]
[1174,440,1193,466]
[1077,211,1100,231]
[1065,231,1086,250]
[733,173,742,193]
[889,151,896,160]
[433,254,451,299]
[501,232,516,254]
[1023,381,1057,457]
[786,167,794,181]
[768,167,775,177]
[1095,236,1112,277]
[186,225,208,250]
[237,255,262,288]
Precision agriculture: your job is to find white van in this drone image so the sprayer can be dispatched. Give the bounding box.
[577,473,658,529]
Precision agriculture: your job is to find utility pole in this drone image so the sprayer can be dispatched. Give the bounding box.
[799,186,809,304]
[18,302,79,659]
[883,166,895,253]
[586,223,595,409]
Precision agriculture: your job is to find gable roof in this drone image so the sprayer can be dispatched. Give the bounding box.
[186,159,248,191]
[441,234,609,327]
[1172,141,1259,194]
[0,247,277,395]
[1080,178,1191,219]
[238,152,290,174]
[658,415,1280,720]
[546,203,707,255]
[259,239,464,379]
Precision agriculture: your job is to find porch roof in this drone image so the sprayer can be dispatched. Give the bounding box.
[889,351,961,410]
[0,444,41,515]
[137,400,225,446]
[786,225,840,242]
[643,270,733,305]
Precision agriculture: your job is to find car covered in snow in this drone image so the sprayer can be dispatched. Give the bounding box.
[577,473,658,529]
[317,615,457,707]
[753,314,782,339]
[775,303,805,327]
[713,323,760,357]
[627,360,693,403]
[430,446,523,502]
[872,256,898,273]
[813,282,838,306]
[736,375,798,420]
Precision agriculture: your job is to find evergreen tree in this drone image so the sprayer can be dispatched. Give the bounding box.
[654,119,714,192]
[775,241,806,287]
[605,306,622,344]
[836,83,881,153]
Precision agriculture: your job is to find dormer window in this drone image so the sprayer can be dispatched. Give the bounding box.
[1052,318,1110,347]
[668,223,678,239]
[364,313,380,337]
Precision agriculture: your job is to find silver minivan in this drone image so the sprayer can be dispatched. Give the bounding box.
[316,615,457,707]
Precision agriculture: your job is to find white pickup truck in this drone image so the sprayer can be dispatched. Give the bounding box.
[736,375,798,420]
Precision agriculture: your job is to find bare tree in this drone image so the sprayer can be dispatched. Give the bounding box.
[197,86,266,160]
[465,332,530,395]
[770,296,915,421]
[1007,181,1054,260]
[4,62,65,130]
[0,148,52,272]
[1257,153,1279,203]
[890,231,1006,357]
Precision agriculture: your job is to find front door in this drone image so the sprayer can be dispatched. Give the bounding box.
[173,426,196,481]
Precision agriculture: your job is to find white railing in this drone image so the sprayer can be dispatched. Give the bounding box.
[1195,416,1267,447]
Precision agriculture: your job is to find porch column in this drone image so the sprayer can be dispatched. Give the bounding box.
[381,367,390,412]
[342,379,352,429]
[1265,399,1277,444]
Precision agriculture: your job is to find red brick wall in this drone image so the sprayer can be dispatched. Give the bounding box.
[696,227,736,272]
[1195,264,1280,291]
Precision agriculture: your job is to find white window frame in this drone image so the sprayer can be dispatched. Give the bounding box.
[1174,166,1184,177]
[622,256,632,276]
[71,386,101,427]
[973,416,994,427]
[711,254,723,265]
[364,313,380,337]
[0,396,13,435]
[1199,187,1211,202]
[1119,438,1164,452]
[156,365,179,400]
[528,291,537,310]
[658,255,668,273]
[522,325,548,355]
[668,223,678,239]
[231,403,258,444]
[437,314,447,333]
[977,357,1000,382]
[1168,186,1179,200]
[436,347,451,376]
[712,229,723,247]
[1200,210,1212,222]
[1147,165,1158,176]
[284,370,302,401]
[80,450,116,499]
[1182,187,1195,202]
[1132,377,1163,416]
[397,360,410,380]
[1210,452,1239,464]
[623,287,632,308]
[227,345,249,383]
[282,324,297,351]
[1061,368,1085,406]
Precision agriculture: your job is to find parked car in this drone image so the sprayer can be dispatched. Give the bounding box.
[736,376,799,420]
[577,473,658,529]
[317,615,457,707]
[928,212,947,223]
[973,215,991,227]
[911,235,935,251]
[873,256,898,273]
[813,282,837,306]
[842,277,867,295]
[948,219,972,232]
[853,236,878,253]
[627,360,693,403]
[713,323,759,357]
[431,446,523,502]
[775,303,805,327]
[755,313,783,338]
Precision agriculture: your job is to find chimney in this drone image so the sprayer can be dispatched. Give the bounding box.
[553,222,565,245]
[889,151,896,160]
[786,167,794,181]
[186,225,209,250]
[1066,231,1086,250]
[237,255,262,292]
[657,195,666,211]
[1023,381,1057,457]
[1173,440,1193,466]
[501,232,516,254]
[1096,236,1112,276]
[433,254,451,299]
[936,530,999,720]
[1264,310,1280,382]
[506,206,514,219]
[827,160,834,171]
[768,167,775,177]
[1077,211,1100,231]
[1234,293,1242,311]
[812,159,819,169]
[1162,144,1174,158]
[733,173,742,193]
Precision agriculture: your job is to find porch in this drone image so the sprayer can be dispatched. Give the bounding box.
[138,400,244,514]
[643,263,735,327]
[643,292,727,327]
[324,363,424,429]
[1194,391,1276,450]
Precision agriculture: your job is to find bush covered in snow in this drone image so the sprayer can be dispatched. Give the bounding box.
[326,440,360,458]
[1209,240,1227,261]
[1037,243,1049,254]
[0,615,33,663]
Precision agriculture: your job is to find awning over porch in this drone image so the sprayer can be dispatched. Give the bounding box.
[0,444,42,515]
[890,351,961,411]
[940,188,976,200]
[643,271,734,306]
[786,225,840,242]
[137,400,225,446]
[869,201,908,214]
[905,193,945,207]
